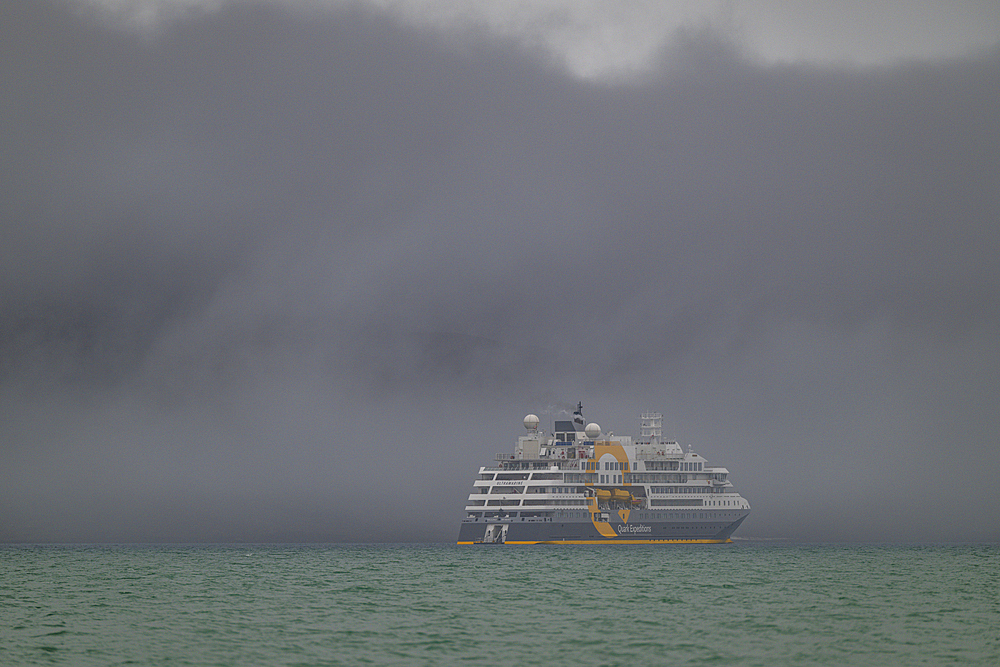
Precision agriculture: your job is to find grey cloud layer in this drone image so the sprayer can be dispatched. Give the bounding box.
[2,0,998,542]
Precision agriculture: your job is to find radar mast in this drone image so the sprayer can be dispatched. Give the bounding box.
[640,411,662,444]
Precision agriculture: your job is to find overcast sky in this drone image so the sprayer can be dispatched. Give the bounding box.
[2,0,998,543]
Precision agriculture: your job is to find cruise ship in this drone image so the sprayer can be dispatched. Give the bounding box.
[458,403,750,544]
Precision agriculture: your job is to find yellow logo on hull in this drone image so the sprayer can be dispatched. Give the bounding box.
[587,443,633,539]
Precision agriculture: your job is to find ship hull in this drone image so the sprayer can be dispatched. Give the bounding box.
[457,511,748,545]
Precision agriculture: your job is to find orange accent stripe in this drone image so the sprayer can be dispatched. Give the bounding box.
[458,538,734,546]
[502,539,732,545]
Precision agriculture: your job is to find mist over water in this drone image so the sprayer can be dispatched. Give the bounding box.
[2,1,999,544]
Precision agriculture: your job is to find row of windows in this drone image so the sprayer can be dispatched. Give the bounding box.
[476,482,736,497]
[650,486,713,494]
[468,510,742,520]
[523,499,587,506]
[631,511,741,520]
[485,472,566,481]
[497,461,572,471]
[585,460,704,472]
[585,460,629,471]
[492,461,708,478]
[494,459,706,472]
[471,496,742,510]
[625,473,688,484]
[643,461,679,471]
[477,482,735,497]
[474,499,588,507]
[469,512,554,518]
[650,498,703,506]
[482,486,582,495]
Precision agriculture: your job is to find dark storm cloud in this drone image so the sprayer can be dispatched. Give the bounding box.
[2,0,998,543]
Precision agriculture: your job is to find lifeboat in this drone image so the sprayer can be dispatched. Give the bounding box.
[612,489,631,503]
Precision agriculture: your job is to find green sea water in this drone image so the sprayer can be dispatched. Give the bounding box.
[2,542,997,666]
